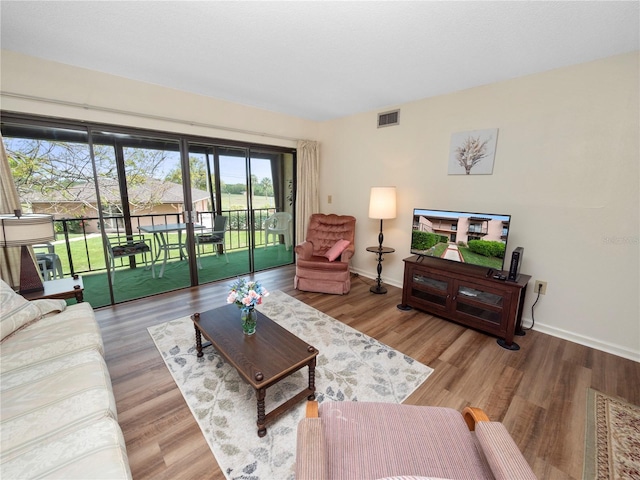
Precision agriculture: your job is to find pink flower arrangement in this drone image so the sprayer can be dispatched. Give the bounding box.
[226,278,268,310]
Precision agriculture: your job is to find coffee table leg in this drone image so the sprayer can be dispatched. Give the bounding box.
[308,357,316,400]
[194,325,203,357]
[256,388,267,437]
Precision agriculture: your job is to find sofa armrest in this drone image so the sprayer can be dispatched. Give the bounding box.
[295,418,327,480]
[295,241,314,260]
[475,422,537,480]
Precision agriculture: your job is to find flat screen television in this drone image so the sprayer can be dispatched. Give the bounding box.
[410,208,511,271]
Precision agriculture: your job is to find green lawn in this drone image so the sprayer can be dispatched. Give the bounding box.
[458,246,504,269]
[51,231,269,276]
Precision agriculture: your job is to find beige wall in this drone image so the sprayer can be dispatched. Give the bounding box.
[318,51,639,361]
[1,50,638,361]
[0,50,318,148]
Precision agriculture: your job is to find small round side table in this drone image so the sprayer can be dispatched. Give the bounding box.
[366,246,395,294]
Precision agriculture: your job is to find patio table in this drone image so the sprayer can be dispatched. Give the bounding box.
[138,223,204,278]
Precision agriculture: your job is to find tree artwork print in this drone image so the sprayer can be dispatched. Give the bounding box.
[448,129,499,175]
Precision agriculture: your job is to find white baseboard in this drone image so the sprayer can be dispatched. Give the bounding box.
[520,317,640,363]
[351,268,640,363]
[350,267,403,289]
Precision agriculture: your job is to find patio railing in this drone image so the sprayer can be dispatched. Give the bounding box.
[50,208,279,277]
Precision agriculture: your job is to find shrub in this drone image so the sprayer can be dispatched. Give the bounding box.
[411,230,448,251]
[56,218,85,234]
[467,239,506,259]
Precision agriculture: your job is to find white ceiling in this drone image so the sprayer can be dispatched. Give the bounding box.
[1,1,639,122]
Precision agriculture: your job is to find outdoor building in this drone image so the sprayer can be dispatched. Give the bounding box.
[23,177,210,233]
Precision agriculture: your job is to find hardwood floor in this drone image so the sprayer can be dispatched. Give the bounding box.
[95,266,640,480]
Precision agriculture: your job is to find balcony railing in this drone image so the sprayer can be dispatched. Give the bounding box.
[49,208,279,277]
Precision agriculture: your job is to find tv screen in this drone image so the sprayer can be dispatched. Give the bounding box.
[410,208,511,271]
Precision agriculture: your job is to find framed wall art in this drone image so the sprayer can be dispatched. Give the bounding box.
[448,128,499,175]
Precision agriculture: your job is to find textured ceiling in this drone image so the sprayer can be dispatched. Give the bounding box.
[1,1,638,121]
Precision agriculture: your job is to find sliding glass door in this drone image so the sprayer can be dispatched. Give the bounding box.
[187,143,295,286]
[91,131,191,303]
[2,113,295,306]
[250,149,295,271]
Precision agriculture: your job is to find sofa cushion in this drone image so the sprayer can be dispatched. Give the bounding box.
[0,278,41,341]
[32,298,68,317]
[0,349,118,460]
[0,417,132,480]
[1,348,105,391]
[0,302,104,374]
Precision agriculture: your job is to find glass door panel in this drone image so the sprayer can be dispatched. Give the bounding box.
[2,126,114,307]
[218,148,252,275]
[92,132,189,303]
[188,144,250,283]
[250,150,295,270]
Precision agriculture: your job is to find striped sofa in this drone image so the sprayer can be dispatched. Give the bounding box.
[296,401,537,480]
[0,279,131,479]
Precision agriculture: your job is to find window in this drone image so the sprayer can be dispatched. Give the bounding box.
[2,113,296,306]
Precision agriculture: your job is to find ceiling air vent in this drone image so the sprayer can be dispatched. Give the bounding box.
[377,109,400,128]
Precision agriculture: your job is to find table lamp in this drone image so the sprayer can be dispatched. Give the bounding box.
[0,211,55,293]
[368,187,397,294]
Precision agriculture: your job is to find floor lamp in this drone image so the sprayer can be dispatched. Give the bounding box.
[368,187,396,294]
[0,211,56,293]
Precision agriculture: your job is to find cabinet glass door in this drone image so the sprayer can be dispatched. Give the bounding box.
[410,271,450,311]
[454,283,505,325]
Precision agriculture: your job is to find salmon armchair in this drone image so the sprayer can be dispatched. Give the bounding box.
[295,401,537,480]
[294,214,356,295]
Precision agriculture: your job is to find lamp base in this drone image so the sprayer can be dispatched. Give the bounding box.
[370,285,388,295]
[19,245,44,294]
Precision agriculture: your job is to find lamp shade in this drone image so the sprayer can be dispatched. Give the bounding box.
[0,214,55,247]
[368,187,397,220]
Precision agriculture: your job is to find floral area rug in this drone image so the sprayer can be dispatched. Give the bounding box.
[583,387,640,479]
[147,290,434,480]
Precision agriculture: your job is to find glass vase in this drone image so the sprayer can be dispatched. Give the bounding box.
[240,307,257,335]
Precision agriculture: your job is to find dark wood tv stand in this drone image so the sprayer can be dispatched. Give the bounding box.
[398,255,531,350]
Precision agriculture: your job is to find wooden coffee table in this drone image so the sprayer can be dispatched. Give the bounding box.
[191,304,318,437]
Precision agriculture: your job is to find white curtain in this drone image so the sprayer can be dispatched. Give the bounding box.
[295,140,320,244]
[0,134,23,288]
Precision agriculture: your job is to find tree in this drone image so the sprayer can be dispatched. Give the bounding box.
[5,138,172,216]
[455,136,490,175]
[260,177,273,201]
[164,156,209,191]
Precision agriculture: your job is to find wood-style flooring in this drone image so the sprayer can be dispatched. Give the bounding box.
[94,266,640,480]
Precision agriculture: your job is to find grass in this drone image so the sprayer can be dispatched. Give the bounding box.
[413,242,504,270]
[81,244,293,307]
[458,246,504,269]
[50,231,270,276]
[433,243,448,257]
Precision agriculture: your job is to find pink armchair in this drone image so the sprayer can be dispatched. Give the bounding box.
[296,401,537,480]
[294,214,356,295]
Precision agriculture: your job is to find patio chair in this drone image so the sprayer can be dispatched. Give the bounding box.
[106,234,154,282]
[196,215,229,268]
[34,243,63,280]
[263,211,292,250]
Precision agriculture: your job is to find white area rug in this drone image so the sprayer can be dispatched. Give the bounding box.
[148,290,433,480]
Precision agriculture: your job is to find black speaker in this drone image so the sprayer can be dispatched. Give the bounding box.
[508,247,523,282]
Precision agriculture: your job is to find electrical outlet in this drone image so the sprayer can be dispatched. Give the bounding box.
[327,195,332,204]
[534,280,547,295]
